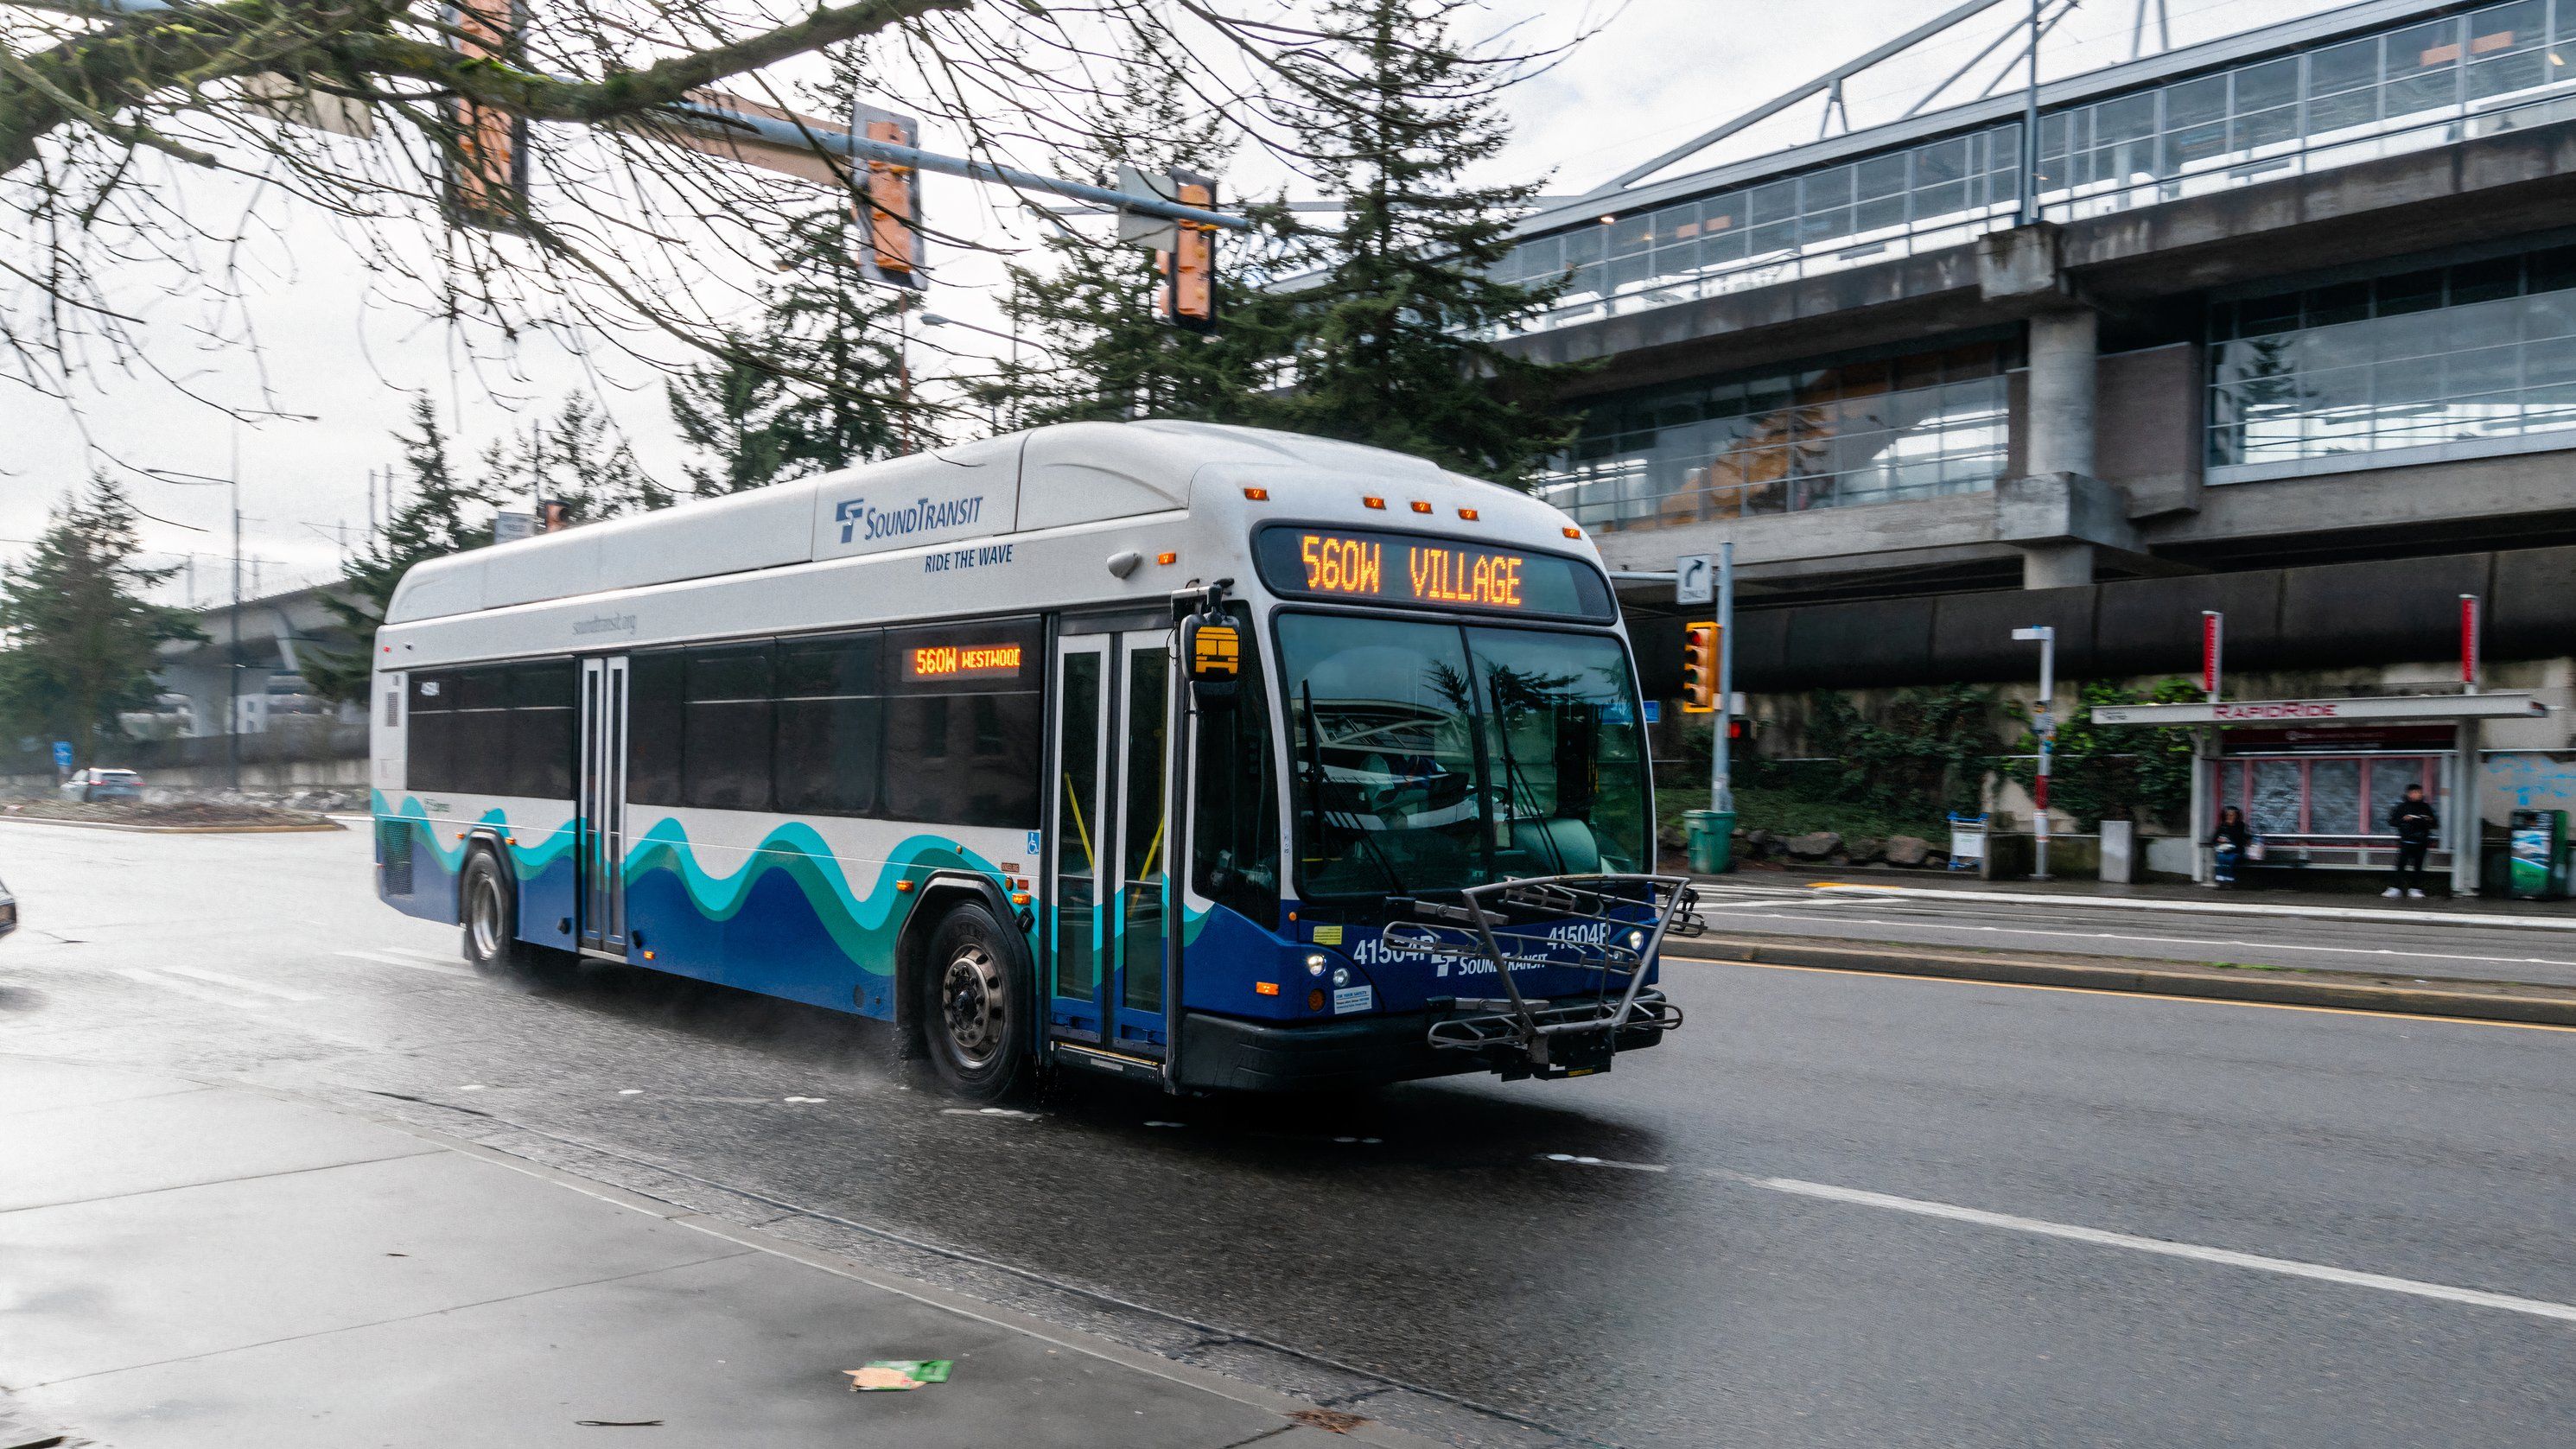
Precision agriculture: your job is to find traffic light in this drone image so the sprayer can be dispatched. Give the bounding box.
[1158,170,1218,331]
[852,104,923,289]
[442,0,529,233]
[1681,620,1719,713]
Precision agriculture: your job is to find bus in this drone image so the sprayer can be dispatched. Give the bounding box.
[370,421,1691,1099]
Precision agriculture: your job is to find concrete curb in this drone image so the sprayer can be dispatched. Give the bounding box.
[1670,934,2576,1027]
[0,814,341,835]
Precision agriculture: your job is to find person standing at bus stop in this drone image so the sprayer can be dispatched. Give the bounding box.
[2386,784,2439,899]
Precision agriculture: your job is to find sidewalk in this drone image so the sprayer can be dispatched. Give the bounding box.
[0,1054,1411,1449]
[1725,864,2576,928]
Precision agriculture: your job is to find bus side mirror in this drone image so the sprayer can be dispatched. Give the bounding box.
[1185,617,1241,711]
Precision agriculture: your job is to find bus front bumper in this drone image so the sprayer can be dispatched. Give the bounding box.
[1174,995,1674,1094]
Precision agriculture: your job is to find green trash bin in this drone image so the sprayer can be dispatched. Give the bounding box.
[1685,809,1735,874]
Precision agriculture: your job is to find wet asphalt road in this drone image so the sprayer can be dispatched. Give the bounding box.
[4,821,2573,1447]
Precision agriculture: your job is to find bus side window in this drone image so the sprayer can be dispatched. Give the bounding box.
[627,651,685,807]
[683,644,775,812]
[882,618,1043,828]
[1190,611,1280,924]
[408,671,456,794]
[774,632,882,817]
[506,660,576,799]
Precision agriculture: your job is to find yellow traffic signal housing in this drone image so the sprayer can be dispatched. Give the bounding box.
[1682,620,1719,713]
[852,105,923,289]
[1158,171,1218,331]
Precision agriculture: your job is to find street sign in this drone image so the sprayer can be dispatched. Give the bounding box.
[1676,553,1713,606]
[1643,699,1663,725]
[1114,164,1183,252]
[52,740,73,771]
[493,511,534,543]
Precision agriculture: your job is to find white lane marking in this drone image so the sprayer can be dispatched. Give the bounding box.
[782,1096,828,1103]
[116,968,283,1013]
[1541,1153,1669,1173]
[336,948,474,978]
[158,965,321,1001]
[1757,1176,2576,1325]
[1808,883,2576,932]
[1686,909,2576,973]
[943,1106,1040,1119]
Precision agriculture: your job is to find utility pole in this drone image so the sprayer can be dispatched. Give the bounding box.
[228,474,243,791]
[2013,625,2056,880]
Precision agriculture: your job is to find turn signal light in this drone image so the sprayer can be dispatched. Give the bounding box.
[1157,551,1177,565]
[1562,525,1582,538]
[1308,989,1326,1011]
[894,880,914,893]
[1255,982,1281,996]
[1009,892,1032,906]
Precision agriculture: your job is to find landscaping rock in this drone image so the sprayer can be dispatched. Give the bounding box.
[1845,836,1886,865]
[1884,835,1933,867]
[1745,829,1778,858]
[1784,830,1842,861]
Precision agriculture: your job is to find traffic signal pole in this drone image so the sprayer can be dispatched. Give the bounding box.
[1714,541,1734,814]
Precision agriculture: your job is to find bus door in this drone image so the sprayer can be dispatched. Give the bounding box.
[1046,630,1174,1057]
[577,656,630,954]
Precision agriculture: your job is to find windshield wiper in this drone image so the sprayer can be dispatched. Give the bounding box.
[1299,680,1407,898]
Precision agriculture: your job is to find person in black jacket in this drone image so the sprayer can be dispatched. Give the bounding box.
[2386,785,2439,899]
[2210,805,2253,886]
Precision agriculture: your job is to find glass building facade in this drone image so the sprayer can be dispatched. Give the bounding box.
[1502,2,2576,334]
[1534,343,2010,533]
[2208,244,2576,477]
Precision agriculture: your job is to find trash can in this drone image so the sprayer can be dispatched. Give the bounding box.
[1685,809,1734,874]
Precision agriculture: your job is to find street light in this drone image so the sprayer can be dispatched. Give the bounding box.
[2013,625,2056,880]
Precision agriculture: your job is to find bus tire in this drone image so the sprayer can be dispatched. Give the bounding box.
[460,848,533,979]
[920,901,1033,1102]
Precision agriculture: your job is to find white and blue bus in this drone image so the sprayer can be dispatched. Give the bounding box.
[371,421,1690,1099]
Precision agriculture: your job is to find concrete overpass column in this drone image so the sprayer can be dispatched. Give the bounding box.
[2026,308,2098,479]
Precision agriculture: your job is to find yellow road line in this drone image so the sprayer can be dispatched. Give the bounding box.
[1673,954,2576,1034]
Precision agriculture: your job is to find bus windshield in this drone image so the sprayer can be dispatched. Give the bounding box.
[1275,613,1650,900]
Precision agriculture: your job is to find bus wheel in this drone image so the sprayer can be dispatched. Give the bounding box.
[921,902,1032,1102]
[460,849,530,978]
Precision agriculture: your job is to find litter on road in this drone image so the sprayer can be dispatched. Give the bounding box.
[843,1360,952,1391]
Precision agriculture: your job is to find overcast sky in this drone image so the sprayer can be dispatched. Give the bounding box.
[0,0,2344,607]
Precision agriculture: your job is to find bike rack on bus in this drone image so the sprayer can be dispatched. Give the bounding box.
[1379,873,1698,1079]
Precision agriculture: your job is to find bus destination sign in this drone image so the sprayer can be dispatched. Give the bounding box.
[904,641,1025,682]
[1253,525,1614,621]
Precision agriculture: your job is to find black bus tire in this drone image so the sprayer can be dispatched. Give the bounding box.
[920,900,1034,1102]
[460,848,532,978]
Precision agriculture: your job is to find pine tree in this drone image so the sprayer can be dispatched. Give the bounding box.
[484,391,673,521]
[306,397,493,703]
[1272,0,1581,484]
[976,36,1291,430]
[0,476,204,766]
[667,206,906,492]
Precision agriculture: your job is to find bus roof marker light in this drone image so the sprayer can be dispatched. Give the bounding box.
[1458,508,1479,521]
[1409,500,1433,514]
[1562,526,1582,538]
[1362,496,1386,510]
[1242,486,1269,501]
[1156,551,1177,565]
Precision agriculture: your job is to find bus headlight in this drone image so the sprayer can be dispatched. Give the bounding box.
[1306,953,1328,976]
[1627,930,1646,950]
[1332,967,1351,988]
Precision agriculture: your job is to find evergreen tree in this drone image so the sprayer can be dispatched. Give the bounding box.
[307,397,493,703]
[976,35,1291,429]
[483,391,673,521]
[1272,0,1581,484]
[667,206,906,492]
[0,476,204,766]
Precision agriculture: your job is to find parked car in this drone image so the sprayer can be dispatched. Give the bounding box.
[60,767,144,804]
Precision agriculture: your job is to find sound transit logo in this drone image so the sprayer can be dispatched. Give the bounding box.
[835,493,985,544]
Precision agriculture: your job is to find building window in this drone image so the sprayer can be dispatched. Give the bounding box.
[1498,1,2576,336]
[2207,243,2576,479]
[1535,343,2010,532]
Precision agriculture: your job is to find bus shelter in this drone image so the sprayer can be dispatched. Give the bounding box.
[2089,694,2550,893]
